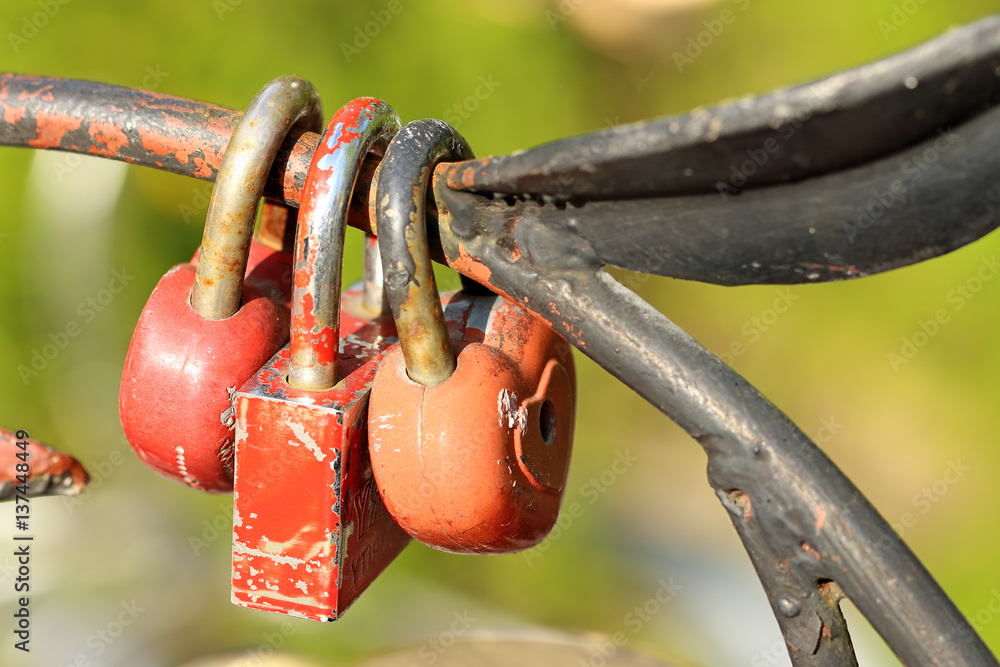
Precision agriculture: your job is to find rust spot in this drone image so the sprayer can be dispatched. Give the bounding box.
[801,542,822,560]
[29,110,82,149]
[87,121,129,157]
[726,489,753,522]
[817,579,846,603]
[814,506,827,532]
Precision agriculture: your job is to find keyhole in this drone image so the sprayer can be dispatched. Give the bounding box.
[539,399,557,445]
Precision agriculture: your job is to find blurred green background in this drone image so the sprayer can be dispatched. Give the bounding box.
[2,1,1000,665]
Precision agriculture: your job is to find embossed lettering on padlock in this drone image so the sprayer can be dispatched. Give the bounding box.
[231,98,408,621]
[368,119,577,554]
[120,76,322,492]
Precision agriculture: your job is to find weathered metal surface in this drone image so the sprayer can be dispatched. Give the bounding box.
[362,233,388,315]
[190,238,296,311]
[255,202,298,254]
[191,76,321,321]
[288,98,400,391]
[232,283,407,621]
[375,119,472,386]
[370,293,576,553]
[0,428,89,500]
[441,105,1000,286]
[232,284,498,618]
[432,179,993,662]
[0,73,322,211]
[232,108,406,619]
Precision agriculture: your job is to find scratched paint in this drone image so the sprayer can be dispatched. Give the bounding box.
[288,98,400,390]
[232,283,493,621]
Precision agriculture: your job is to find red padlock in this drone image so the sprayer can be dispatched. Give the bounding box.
[368,119,577,554]
[232,98,409,621]
[120,76,322,492]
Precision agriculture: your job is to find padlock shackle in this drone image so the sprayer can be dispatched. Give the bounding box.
[191,76,323,321]
[375,120,473,387]
[287,98,401,391]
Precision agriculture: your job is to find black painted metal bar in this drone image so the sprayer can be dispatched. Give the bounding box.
[444,14,1000,201]
[440,103,1000,285]
[433,178,994,661]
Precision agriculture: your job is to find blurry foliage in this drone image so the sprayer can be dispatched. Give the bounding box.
[2,0,1000,665]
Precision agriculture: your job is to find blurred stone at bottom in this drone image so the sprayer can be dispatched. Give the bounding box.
[178,655,324,667]
[353,631,677,667]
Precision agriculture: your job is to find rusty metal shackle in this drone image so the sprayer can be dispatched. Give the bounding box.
[191,76,322,321]
[374,119,474,387]
[287,98,401,391]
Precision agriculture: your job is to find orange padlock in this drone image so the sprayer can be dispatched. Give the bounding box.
[368,119,577,554]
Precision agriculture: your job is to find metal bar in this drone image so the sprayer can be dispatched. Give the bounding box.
[439,104,1000,285]
[433,183,997,665]
[0,73,344,218]
[443,14,1000,201]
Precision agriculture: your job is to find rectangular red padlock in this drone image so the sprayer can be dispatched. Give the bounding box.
[231,282,400,620]
[231,282,497,620]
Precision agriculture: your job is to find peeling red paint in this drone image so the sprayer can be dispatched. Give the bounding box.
[29,110,81,149]
[88,122,129,157]
[1,102,25,124]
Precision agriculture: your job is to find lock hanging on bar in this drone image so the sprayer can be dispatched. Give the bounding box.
[231,98,408,621]
[368,119,578,554]
[120,76,322,492]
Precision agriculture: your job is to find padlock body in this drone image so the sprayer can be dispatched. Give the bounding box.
[121,263,288,491]
[369,296,576,553]
[232,287,500,619]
